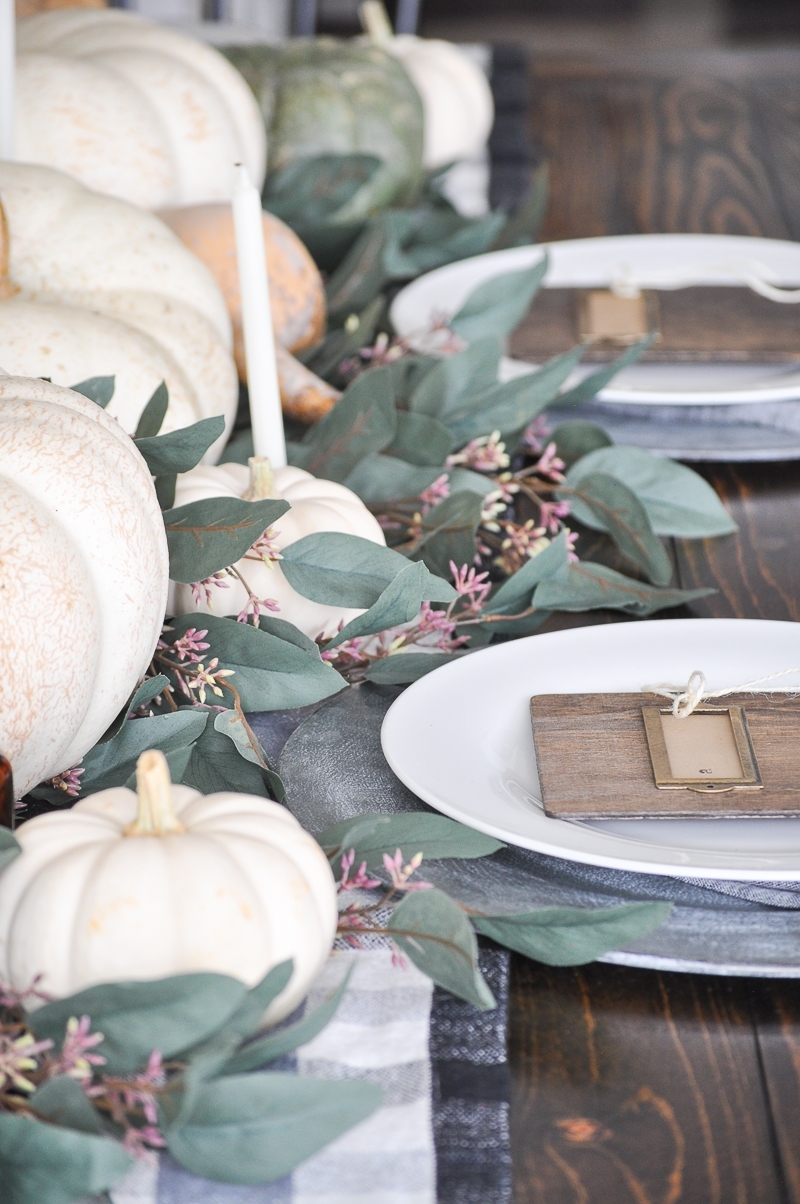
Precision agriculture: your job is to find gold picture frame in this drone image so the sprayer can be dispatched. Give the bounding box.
[641,705,762,794]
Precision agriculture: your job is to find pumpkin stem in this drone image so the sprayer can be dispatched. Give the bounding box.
[359,0,394,45]
[125,750,186,837]
[0,200,20,302]
[244,455,275,501]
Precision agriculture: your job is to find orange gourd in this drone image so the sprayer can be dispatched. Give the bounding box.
[160,203,336,424]
[159,203,326,373]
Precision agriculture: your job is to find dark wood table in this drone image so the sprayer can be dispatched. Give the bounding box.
[510,51,800,1204]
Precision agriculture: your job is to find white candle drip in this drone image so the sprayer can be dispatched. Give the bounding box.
[231,163,286,467]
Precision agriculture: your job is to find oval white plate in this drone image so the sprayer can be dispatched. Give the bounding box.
[390,234,800,406]
[381,619,800,880]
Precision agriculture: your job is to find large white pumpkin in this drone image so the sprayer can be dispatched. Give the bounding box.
[0,161,238,451]
[0,751,337,1023]
[378,35,494,170]
[15,9,266,209]
[0,376,168,797]
[171,457,386,640]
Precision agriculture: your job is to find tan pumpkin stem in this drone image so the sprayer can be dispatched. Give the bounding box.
[0,200,19,301]
[125,750,186,837]
[244,456,275,501]
[359,0,394,45]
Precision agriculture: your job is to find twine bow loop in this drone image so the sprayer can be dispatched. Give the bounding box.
[643,666,800,717]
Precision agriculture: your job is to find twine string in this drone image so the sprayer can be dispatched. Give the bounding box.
[643,667,800,719]
[610,259,800,304]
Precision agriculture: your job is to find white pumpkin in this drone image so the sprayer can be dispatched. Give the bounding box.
[15,9,266,209]
[171,457,386,641]
[388,37,494,170]
[0,751,337,1023]
[0,376,168,797]
[0,161,238,453]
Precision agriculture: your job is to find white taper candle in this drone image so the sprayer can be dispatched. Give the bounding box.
[231,163,287,467]
[0,0,14,161]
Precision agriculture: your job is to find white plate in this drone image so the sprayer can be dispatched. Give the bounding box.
[381,618,800,880]
[390,234,800,406]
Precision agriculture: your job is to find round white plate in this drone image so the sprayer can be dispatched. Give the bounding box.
[390,234,800,406]
[381,619,800,880]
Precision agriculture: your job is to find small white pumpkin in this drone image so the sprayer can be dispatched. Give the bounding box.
[15,9,266,209]
[0,751,337,1022]
[0,376,168,797]
[171,457,386,641]
[388,36,494,170]
[358,8,493,172]
[0,161,238,453]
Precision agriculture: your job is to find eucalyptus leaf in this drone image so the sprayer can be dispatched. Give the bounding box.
[30,974,248,1076]
[344,454,490,506]
[388,889,496,1011]
[263,153,382,225]
[98,675,170,744]
[168,614,345,711]
[179,711,274,799]
[326,561,455,646]
[69,376,114,408]
[301,295,384,382]
[78,710,207,795]
[154,473,177,509]
[166,1073,382,1184]
[325,213,408,319]
[133,381,169,438]
[409,337,503,419]
[31,1076,104,1135]
[487,531,570,614]
[290,365,397,482]
[251,613,319,654]
[212,708,285,801]
[0,1113,131,1204]
[473,902,672,965]
[568,472,673,586]
[446,345,586,447]
[385,410,452,466]
[409,491,484,579]
[476,609,552,637]
[134,416,225,476]
[163,497,289,583]
[533,560,714,617]
[317,813,503,870]
[554,335,656,406]
[280,533,414,607]
[170,962,295,1124]
[551,420,613,466]
[223,967,353,1074]
[0,827,21,871]
[449,258,549,342]
[364,651,462,684]
[564,447,739,537]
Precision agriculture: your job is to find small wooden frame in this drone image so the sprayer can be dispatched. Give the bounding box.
[529,692,800,820]
[641,705,762,793]
[577,289,656,345]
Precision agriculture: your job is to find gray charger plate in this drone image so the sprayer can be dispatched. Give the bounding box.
[546,398,800,461]
[249,685,800,978]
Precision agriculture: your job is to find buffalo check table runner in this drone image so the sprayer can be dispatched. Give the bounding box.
[100,945,512,1204]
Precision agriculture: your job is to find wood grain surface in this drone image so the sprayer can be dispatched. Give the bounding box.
[531,52,800,244]
[510,48,800,1204]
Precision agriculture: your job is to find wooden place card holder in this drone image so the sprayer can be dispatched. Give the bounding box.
[510,286,800,364]
[529,692,800,820]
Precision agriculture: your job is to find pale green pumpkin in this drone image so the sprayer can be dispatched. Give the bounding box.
[224,39,425,220]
